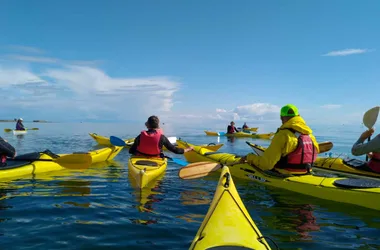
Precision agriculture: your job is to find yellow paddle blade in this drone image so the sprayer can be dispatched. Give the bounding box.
[179,161,222,180]
[318,141,334,153]
[55,154,92,169]
[30,128,39,130]
[4,128,12,132]
[363,106,380,129]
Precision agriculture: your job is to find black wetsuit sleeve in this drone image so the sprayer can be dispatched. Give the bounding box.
[161,135,185,154]
[234,127,238,132]
[227,126,231,133]
[129,135,141,154]
[0,137,16,157]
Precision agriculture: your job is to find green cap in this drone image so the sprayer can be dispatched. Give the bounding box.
[280,104,299,117]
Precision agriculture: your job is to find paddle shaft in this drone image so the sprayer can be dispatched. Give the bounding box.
[366,136,371,161]
[8,158,58,162]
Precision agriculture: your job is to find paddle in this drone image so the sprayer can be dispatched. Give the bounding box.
[8,154,92,169]
[363,106,380,161]
[110,136,189,166]
[179,161,235,179]
[246,141,334,154]
[4,128,39,132]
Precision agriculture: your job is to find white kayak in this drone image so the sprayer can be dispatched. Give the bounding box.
[13,130,27,135]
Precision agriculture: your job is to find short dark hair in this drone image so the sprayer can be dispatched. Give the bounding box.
[146,115,159,129]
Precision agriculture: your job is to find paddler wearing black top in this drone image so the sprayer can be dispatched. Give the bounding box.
[0,136,17,167]
[129,115,193,157]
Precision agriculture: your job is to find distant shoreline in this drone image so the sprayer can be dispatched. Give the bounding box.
[0,120,51,123]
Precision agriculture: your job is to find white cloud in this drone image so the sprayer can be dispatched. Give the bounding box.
[232,103,280,116]
[322,49,372,57]
[8,45,45,54]
[0,63,180,121]
[320,104,342,109]
[8,55,58,63]
[216,108,227,113]
[0,66,45,86]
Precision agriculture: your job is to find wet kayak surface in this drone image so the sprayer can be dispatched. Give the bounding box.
[0,122,379,249]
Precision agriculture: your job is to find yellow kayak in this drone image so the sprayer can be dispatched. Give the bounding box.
[0,146,122,181]
[204,131,274,139]
[181,140,380,211]
[314,157,380,179]
[244,127,259,132]
[189,166,271,250]
[246,141,380,179]
[176,139,224,151]
[128,156,168,188]
[89,133,134,146]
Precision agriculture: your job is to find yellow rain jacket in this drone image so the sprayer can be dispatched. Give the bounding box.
[246,116,319,171]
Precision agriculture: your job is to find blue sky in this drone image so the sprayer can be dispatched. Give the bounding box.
[0,0,379,127]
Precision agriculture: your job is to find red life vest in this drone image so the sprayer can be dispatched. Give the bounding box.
[275,129,318,174]
[228,125,236,134]
[368,152,380,173]
[1,155,6,166]
[136,129,162,157]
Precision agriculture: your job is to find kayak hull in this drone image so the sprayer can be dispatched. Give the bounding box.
[13,130,27,135]
[128,156,167,188]
[189,166,271,250]
[176,139,224,151]
[204,131,274,139]
[182,141,380,211]
[0,146,122,181]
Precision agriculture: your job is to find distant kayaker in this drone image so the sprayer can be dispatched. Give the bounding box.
[240,104,319,174]
[16,118,25,131]
[129,115,193,157]
[227,121,238,134]
[242,122,249,129]
[351,128,380,173]
[0,137,16,167]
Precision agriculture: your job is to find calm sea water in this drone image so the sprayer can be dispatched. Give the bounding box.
[0,122,379,250]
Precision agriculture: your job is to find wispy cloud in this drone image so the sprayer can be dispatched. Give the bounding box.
[8,45,45,54]
[322,49,373,57]
[320,104,342,109]
[6,54,101,66]
[7,55,58,63]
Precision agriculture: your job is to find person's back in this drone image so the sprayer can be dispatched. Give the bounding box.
[129,115,193,157]
[351,128,380,173]
[242,104,319,174]
[242,123,248,129]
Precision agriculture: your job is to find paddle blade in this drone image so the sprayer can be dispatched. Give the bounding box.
[363,106,380,129]
[55,154,92,169]
[30,128,39,130]
[178,161,222,179]
[319,141,333,153]
[171,157,189,166]
[4,128,12,132]
[110,136,127,147]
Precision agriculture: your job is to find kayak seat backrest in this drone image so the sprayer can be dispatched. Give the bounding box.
[206,246,256,249]
[343,158,373,171]
[0,161,32,170]
[333,178,380,189]
[135,160,158,166]
[13,152,41,161]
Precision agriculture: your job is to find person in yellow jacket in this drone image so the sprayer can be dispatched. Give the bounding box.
[240,104,319,174]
